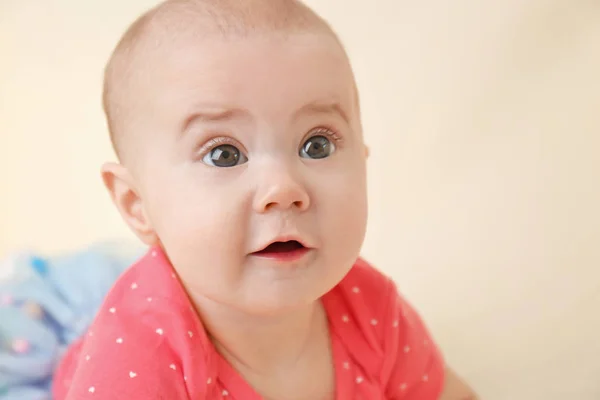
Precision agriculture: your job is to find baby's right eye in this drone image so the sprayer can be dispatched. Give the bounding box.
[202,144,248,167]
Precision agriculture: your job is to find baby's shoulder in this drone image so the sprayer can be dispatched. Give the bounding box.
[333,257,397,312]
[326,258,445,399]
[324,257,400,352]
[53,249,204,399]
[81,249,203,356]
[331,258,433,342]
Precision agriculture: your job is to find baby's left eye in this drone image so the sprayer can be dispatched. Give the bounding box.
[300,135,336,159]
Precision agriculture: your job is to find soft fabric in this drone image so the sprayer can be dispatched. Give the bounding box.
[0,244,139,400]
[53,246,445,399]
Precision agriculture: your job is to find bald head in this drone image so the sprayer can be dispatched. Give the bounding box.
[102,0,346,161]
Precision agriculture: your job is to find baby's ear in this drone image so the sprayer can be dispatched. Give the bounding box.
[101,162,158,245]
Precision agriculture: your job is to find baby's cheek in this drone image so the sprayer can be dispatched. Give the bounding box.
[150,187,247,266]
[320,174,368,257]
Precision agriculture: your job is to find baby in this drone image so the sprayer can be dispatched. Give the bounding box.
[52,0,477,399]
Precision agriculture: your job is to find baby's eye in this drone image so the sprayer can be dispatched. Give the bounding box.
[299,135,336,159]
[202,144,248,167]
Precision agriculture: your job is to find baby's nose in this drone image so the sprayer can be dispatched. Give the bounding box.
[253,169,310,213]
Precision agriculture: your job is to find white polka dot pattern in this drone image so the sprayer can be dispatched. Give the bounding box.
[52,248,444,400]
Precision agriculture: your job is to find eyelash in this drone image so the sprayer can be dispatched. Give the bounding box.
[306,127,343,147]
[196,127,343,159]
[197,136,242,159]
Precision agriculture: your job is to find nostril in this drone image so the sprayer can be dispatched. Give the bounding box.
[264,201,278,210]
[254,184,311,213]
[264,199,305,211]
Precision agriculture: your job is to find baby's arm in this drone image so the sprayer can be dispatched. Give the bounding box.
[438,367,479,400]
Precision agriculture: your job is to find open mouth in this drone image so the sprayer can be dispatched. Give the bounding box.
[253,240,306,255]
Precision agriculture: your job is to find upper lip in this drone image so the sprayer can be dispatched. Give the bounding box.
[251,235,312,254]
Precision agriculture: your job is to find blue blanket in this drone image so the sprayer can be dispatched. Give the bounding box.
[0,243,140,399]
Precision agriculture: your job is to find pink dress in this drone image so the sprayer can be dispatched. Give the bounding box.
[53,247,445,399]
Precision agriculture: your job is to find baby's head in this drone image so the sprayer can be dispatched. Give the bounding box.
[102,0,368,315]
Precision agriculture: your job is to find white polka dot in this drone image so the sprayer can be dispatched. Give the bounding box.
[393,320,399,328]
[170,364,177,370]
[147,297,153,302]
[109,307,116,314]
[88,386,95,393]
[343,362,350,370]
[399,383,408,391]
[85,355,90,361]
[404,345,411,353]
[130,282,138,290]
[151,250,157,257]
[88,331,94,337]
[370,319,378,326]
[171,273,176,278]
[356,376,364,384]
[222,390,229,396]
[342,315,350,323]
[116,338,123,344]
[423,374,429,382]
[188,331,194,338]
[156,328,164,335]
[129,371,137,378]
[207,378,212,385]
[352,287,360,294]
[184,376,188,382]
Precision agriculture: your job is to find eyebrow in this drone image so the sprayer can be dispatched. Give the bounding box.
[295,100,351,125]
[180,100,351,136]
[180,107,248,135]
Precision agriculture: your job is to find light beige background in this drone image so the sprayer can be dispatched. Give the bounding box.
[1,0,599,398]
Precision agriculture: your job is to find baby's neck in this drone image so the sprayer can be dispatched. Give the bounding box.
[195,297,329,376]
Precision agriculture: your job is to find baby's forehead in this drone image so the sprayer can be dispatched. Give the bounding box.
[104,0,355,160]
[124,31,353,111]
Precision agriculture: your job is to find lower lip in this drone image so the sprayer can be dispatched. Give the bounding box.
[250,247,311,262]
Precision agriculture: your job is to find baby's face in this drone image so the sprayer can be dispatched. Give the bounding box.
[130,33,367,314]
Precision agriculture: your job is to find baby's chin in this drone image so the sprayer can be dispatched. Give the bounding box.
[235,262,351,314]
[188,264,343,317]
